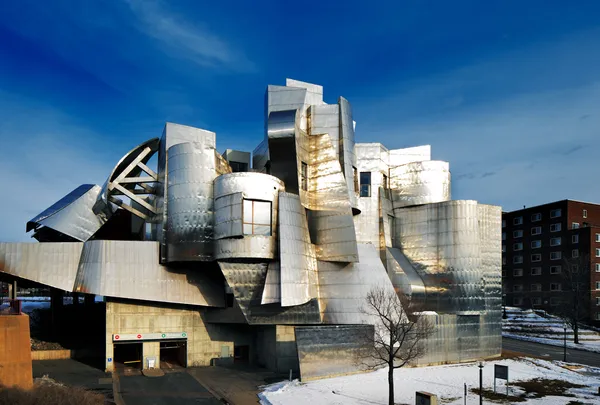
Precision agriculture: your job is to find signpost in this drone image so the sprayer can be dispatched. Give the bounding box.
[494,364,509,396]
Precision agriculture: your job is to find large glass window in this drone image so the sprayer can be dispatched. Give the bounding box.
[243,199,272,236]
[360,172,371,197]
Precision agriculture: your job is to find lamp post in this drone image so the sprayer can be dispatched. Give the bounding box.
[478,362,484,405]
[563,323,567,362]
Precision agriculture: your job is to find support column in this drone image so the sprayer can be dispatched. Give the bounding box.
[50,288,63,337]
[8,280,17,300]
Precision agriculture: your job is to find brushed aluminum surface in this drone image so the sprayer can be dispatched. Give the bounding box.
[390,160,451,208]
[213,172,283,260]
[165,137,217,262]
[0,242,83,291]
[74,240,224,306]
[218,261,321,324]
[27,184,104,242]
[278,192,318,307]
[261,261,281,304]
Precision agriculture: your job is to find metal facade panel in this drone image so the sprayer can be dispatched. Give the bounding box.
[304,132,358,262]
[213,173,283,260]
[295,325,372,381]
[393,201,485,314]
[261,261,281,304]
[388,145,431,166]
[27,184,104,242]
[74,240,224,307]
[252,139,269,173]
[0,242,82,291]
[390,160,451,208]
[338,97,358,209]
[317,243,400,324]
[218,261,321,325]
[278,192,318,307]
[165,139,217,262]
[154,123,216,262]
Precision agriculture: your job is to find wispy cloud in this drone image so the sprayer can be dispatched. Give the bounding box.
[125,0,255,72]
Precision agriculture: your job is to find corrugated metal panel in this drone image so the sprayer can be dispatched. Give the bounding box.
[278,192,318,307]
[390,160,451,208]
[261,261,281,304]
[338,97,358,209]
[74,240,224,306]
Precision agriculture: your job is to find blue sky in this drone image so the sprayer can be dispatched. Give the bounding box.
[1,1,599,241]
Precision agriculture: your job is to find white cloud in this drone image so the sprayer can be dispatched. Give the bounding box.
[125,0,255,72]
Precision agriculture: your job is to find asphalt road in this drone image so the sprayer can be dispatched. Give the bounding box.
[503,337,600,367]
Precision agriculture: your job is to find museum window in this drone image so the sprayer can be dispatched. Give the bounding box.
[531,240,542,249]
[550,251,562,261]
[513,242,523,251]
[572,234,579,244]
[242,199,272,236]
[513,230,523,238]
[531,267,542,276]
[531,226,542,235]
[550,208,562,218]
[531,213,542,222]
[550,223,562,232]
[300,162,308,191]
[550,283,561,291]
[513,216,523,225]
[550,265,561,274]
[353,166,358,193]
[360,172,371,197]
[550,237,561,246]
[530,254,541,262]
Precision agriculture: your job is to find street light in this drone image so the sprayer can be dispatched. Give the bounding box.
[478,362,484,405]
[563,323,567,362]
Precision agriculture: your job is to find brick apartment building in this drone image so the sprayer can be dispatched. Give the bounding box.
[502,200,600,326]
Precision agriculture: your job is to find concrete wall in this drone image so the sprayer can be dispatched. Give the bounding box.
[0,314,33,389]
[105,299,252,372]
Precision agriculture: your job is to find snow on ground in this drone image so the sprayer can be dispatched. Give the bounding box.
[259,358,600,405]
[503,306,600,354]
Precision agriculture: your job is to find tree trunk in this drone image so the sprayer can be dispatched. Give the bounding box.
[574,322,579,344]
[388,367,394,405]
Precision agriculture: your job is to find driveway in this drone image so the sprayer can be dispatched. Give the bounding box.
[117,371,222,405]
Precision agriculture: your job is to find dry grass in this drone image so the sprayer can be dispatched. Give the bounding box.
[0,380,105,405]
[512,378,585,398]
[470,388,526,403]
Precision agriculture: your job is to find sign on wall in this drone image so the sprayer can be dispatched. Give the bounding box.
[112,332,187,341]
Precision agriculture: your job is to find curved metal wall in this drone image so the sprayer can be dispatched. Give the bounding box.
[165,141,217,262]
[213,172,284,260]
[393,200,485,314]
[390,160,451,209]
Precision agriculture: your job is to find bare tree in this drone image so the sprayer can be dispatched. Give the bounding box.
[356,286,435,405]
[557,254,591,344]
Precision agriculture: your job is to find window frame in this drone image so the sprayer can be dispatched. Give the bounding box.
[550,237,561,246]
[513,242,523,251]
[531,226,542,235]
[300,161,308,191]
[597,248,600,258]
[550,283,561,291]
[550,223,562,232]
[513,216,523,225]
[530,253,541,262]
[596,233,600,243]
[513,284,523,292]
[550,251,562,261]
[572,222,580,229]
[513,255,523,264]
[531,213,542,222]
[359,171,371,197]
[550,265,561,274]
[572,249,579,258]
[531,267,542,276]
[530,283,542,292]
[513,230,523,238]
[583,209,588,218]
[531,240,542,249]
[550,208,562,218]
[513,268,523,277]
[572,234,579,244]
[242,199,272,236]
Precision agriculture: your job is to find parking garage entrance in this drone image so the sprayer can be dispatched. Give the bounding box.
[113,342,143,370]
[160,340,187,369]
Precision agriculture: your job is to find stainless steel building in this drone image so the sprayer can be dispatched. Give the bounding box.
[0,79,501,380]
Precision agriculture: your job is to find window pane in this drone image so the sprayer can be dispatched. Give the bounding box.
[243,224,253,235]
[254,225,271,236]
[360,184,371,197]
[253,201,271,225]
[360,172,371,185]
[243,199,253,223]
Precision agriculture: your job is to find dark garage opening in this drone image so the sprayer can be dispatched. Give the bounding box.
[234,345,249,363]
[160,340,187,369]
[113,342,142,370]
